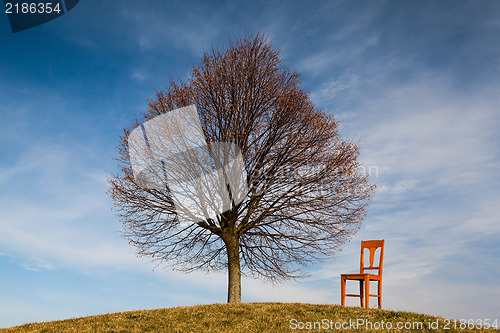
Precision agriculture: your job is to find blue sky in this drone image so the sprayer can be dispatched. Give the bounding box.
[1,0,499,328]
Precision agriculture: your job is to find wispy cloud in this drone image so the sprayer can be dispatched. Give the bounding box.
[20,258,55,272]
[119,2,226,56]
[0,140,138,273]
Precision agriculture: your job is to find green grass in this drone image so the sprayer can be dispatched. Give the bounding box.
[1,303,497,332]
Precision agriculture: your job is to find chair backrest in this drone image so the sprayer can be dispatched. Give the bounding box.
[360,239,385,277]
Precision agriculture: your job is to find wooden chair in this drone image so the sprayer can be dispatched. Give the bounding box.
[341,239,385,309]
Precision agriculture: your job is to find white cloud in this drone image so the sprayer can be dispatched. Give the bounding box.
[0,141,140,273]
[20,258,55,272]
[377,179,418,195]
[0,193,138,271]
[310,73,360,107]
[131,69,148,82]
[119,2,224,56]
[319,70,500,200]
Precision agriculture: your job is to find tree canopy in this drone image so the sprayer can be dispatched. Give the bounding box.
[108,33,374,303]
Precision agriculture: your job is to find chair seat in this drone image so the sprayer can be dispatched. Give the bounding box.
[341,273,381,281]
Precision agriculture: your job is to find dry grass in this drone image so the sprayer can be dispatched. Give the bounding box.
[1,303,497,332]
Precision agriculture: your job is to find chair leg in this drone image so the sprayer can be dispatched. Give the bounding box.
[378,280,382,309]
[359,280,364,307]
[341,276,346,306]
[364,277,370,309]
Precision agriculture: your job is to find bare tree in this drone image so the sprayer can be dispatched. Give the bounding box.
[108,34,374,303]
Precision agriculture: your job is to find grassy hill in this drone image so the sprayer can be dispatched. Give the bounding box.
[1,303,497,332]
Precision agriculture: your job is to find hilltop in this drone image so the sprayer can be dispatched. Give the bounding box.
[1,302,496,332]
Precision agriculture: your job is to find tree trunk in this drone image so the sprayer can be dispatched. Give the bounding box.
[224,234,241,303]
